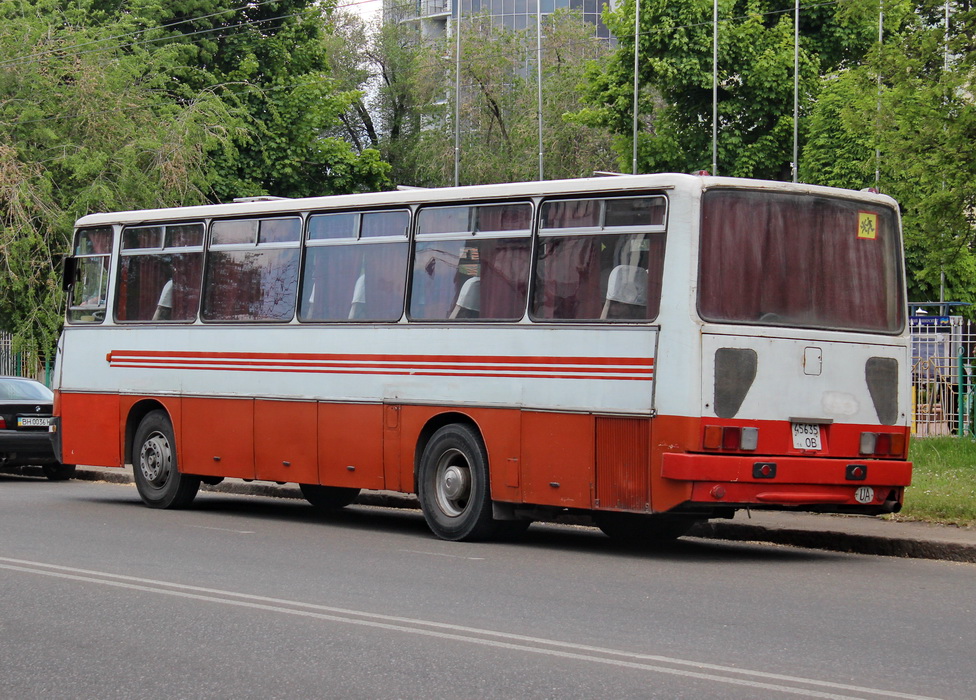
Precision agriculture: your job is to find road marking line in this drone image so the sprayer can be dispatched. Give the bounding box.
[184,525,256,534]
[399,549,485,560]
[0,556,940,700]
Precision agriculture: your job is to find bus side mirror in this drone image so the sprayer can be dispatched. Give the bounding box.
[61,256,77,293]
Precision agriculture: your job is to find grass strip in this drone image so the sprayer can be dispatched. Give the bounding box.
[900,437,976,526]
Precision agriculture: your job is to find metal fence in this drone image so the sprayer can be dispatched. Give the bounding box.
[0,331,48,383]
[0,331,19,377]
[911,314,975,437]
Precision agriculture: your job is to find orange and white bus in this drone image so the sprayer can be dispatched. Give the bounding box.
[51,174,912,541]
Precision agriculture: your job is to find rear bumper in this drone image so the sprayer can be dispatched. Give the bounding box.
[662,452,911,512]
[0,429,58,466]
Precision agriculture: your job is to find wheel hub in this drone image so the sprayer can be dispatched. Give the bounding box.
[140,433,170,484]
[442,465,468,501]
[435,449,472,518]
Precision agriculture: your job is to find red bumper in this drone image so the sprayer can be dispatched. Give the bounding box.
[661,453,911,509]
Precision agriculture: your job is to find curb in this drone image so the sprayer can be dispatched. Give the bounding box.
[9,465,976,563]
[688,521,976,564]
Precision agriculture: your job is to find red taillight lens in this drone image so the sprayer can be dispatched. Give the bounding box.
[875,433,892,455]
[721,427,741,450]
[0,417,6,429]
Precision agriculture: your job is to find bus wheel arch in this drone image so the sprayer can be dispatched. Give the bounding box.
[131,409,200,509]
[416,419,496,542]
[124,399,170,466]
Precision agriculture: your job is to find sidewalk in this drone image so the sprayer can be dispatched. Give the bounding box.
[20,465,976,563]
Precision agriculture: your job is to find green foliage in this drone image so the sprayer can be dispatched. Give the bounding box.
[579,0,874,178]
[332,6,616,187]
[0,2,235,361]
[904,437,976,526]
[117,0,391,199]
[803,1,976,305]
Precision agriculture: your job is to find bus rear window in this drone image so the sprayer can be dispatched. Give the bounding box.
[698,190,904,333]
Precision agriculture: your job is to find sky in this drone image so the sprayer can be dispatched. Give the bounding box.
[339,0,382,19]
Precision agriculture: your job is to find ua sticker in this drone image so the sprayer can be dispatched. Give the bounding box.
[855,486,875,504]
[857,211,878,240]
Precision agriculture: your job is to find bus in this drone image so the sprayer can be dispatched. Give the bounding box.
[51,173,913,542]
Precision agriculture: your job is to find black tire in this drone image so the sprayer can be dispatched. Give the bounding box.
[42,463,76,481]
[595,512,699,544]
[417,424,496,542]
[299,484,360,510]
[132,410,199,509]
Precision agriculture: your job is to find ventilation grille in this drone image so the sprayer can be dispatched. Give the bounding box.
[595,417,649,511]
[866,357,899,425]
[714,347,758,418]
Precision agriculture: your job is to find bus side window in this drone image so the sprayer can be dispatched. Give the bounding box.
[116,223,204,323]
[531,196,667,322]
[410,202,531,321]
[203,217,301,322]
[68,227,114,324]
[300,210,409,323]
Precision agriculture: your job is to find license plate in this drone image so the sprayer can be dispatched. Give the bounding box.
[791,422,822,450]
[17,416,51,428]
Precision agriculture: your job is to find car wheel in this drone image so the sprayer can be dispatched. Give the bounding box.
[42,463,76,481]
[417,424,496,542]
[132,410,199,509]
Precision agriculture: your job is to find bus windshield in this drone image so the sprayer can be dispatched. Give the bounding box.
[698,189,904,333]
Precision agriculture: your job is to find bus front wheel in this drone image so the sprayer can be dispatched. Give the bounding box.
[417,424,495,542]
[132,410,200,509]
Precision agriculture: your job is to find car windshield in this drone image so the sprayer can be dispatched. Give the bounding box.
[0,378,53,401]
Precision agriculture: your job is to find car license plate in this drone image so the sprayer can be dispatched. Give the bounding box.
[792,422,822,450]
[17,416,51,428]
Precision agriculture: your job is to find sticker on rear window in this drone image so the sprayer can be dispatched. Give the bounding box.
[857,212,878,240]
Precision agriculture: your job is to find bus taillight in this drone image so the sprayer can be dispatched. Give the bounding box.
[703,425,758,451]
[859,431,906,457]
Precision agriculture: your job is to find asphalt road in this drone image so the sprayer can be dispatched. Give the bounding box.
[1,474,973,700]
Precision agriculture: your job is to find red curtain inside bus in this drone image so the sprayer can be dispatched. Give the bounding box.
[116,253,203,322]
[530,233,665,321]
[300,243,407,322]
[410,238,530,320]
[203,249,300,321]
[698,190,904,333]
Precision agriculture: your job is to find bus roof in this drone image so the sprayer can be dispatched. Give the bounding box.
[73,174,899,227]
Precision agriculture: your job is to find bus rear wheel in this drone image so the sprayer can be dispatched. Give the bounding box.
[133,410,200,509]
[299,484,360,509]
[417,424,496,542]
[595,512,699,543]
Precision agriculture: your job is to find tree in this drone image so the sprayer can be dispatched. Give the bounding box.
[577,0,876,178]
[803,1,976,303]
[112,0,391,199]
[327,7,616,187]
[0,1,235,361]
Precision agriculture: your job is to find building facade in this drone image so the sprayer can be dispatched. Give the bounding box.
[386,0,614,39]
